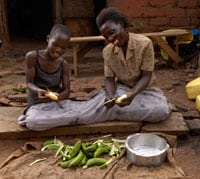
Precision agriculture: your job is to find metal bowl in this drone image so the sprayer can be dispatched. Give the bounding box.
[125,133,169,167]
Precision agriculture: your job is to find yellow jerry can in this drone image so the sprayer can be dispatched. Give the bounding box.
[195,95,200,112]
[185,77,200,99]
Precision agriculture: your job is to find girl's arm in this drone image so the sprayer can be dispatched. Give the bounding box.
[26,51,47,100]
[59,59,70,100]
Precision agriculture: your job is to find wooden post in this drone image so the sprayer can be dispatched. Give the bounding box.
[0,0,11,50]
[54,0,63,23]
[73,44,79,77]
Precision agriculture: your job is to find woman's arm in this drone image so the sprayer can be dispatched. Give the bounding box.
[105,76,116,98]
[104,76,117,108]
[118,70,152,107]
[129,70,152,98]
[117,38,154,107]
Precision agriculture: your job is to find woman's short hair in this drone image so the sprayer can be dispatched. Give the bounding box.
[96,7,128,29]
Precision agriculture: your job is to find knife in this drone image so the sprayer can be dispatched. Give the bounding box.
[103,98,116,105]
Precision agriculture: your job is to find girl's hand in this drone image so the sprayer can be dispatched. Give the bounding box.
[37,89,49,102]
[38,89,46,98]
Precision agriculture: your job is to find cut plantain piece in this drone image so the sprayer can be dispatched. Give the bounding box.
[45,91,59,101]
[115,94,128,104]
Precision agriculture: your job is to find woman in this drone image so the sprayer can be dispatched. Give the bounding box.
[96,7,171,121]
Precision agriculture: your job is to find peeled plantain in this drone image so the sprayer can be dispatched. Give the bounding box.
[115,94,128,104]
[45,91,59,101]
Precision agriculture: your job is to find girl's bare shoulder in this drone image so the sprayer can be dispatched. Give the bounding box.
[62,58,70,68]
[26,50,45,59]
[25,50,39,66]
[26,50,37,60]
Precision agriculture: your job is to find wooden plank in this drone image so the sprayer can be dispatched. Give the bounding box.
[142,30,190,37]
[70,35,105,43]
[69,30,190,43]
[185,119,200,135]
[0,107,142,139]
[0,107,189,139]
[141,112,189,136]
[0,121,142,139]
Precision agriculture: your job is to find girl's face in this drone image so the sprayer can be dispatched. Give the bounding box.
[47,33,70,59]
[100,21,128,47]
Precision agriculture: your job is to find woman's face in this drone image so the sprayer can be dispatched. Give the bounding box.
[47,33,70,59]
[100,21,128,47]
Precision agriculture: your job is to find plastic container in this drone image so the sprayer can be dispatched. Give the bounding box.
[185,77,200,99]
[191,28,199,41]
[195,95,200,112]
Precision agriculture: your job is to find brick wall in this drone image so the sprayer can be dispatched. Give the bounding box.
[107,0,200,33]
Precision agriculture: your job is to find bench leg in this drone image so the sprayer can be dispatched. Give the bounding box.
[153,36,180,68]
[73,44,79,77]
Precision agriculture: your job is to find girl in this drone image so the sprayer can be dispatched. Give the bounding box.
[26,24,71,106]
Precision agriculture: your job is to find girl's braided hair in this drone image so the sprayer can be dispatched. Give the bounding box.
[96,7,128,29]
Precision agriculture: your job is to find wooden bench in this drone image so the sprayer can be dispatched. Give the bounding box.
[70,30,191,77]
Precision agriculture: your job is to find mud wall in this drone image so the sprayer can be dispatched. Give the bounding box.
[62,0,96,36]
[107,0,200,33]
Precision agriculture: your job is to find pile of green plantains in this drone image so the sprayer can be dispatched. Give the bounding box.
[41,137,125,169]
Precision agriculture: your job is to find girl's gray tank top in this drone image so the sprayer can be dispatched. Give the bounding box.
[27,50,63,106]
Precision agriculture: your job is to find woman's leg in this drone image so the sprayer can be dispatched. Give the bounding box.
[113,86,171,122]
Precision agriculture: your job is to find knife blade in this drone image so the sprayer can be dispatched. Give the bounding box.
[103,98,116,105]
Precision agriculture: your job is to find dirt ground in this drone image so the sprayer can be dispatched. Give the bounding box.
[0,43,200,178]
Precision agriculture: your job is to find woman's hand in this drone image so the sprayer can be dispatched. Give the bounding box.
[115,92,135,107]
[116,70,152,107]
[104,96,116,108]
[104,77,116,108]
